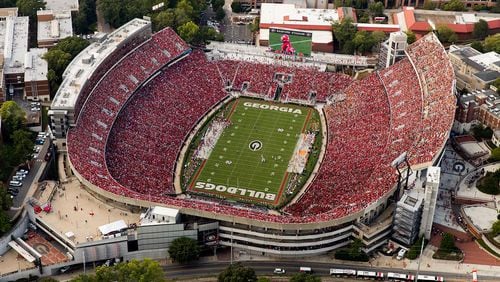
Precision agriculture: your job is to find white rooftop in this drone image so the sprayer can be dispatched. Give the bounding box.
[51,18,151,109]
[37,10,73,43]
[260,3,339,27]
[44,0,79,12]
[150,206,179,217]
[469,51,500,69]
[24,48,48,82]
[140,206,179,226]
[463,205,497,232]
[98,219,128,236]
[0,15,29,74]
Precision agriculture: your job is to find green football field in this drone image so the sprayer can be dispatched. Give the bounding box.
[268,32,312,56]
[189,98,313,206]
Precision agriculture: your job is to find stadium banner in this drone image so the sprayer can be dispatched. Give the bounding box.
[269,28,312,57]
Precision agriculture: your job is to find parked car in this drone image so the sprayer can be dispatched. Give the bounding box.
[397,248,407,260]
[12,175,23,181]
[273,268,286,274]
[9,180,22,187]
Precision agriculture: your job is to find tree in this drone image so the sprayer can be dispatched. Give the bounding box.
[436,25,458,44]
[443,0,466,11]
[0,210,11,234]
[12,129,34,162]
[0,187,12,235]
[423,0,436,10]
[0,0,16,8]
[250,17,260,33]
[484,34,500,53]
[0,101,26,140]
[471,124,493,140]
[440,233,457,252]
[490,147,500,162]
[473,19,488,40]
[53,37,90,58]
[43,50,73,76]
[372,31,386,44]
[334,239,369,261]
[168,236,200,263]
[231,2,242,13]
[353,30,376,54]
[492,77,500,94]
[73,0,97,34]
[154,9,176,30]
[177,0,194,18]
[333,18,357,54]
[290,273,322,282]
[178,21,199,44]
[405,31,416,44]
[215,7,225,21]
[492,1,500,13]
[71,259,165,282]
[492,220,500,236]
[196,26,223,44]
[218,263,257,282]
[470,41,484,53]
[407,236,425,260]
[97,0,123,28]
[16,0,46,17]
[368,2,384,17]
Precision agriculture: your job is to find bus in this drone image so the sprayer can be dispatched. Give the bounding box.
[357,270,384,280]
[387,272,415,281]
[299,267,312,273]
[329,268,356,277]
[417,275,444,281]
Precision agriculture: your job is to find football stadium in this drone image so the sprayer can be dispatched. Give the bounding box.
[50,18,456,256]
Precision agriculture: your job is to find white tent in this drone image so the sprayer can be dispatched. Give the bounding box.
[98,220,127,236]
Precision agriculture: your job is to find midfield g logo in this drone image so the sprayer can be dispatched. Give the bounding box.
[249,140,263,151]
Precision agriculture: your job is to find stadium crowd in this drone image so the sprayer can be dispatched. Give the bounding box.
[215,60,352,102]
[68,27,190,195]
[106,51,227,195]
[378,59,423,161]
[67,30,456,224]
[406,33,456,165]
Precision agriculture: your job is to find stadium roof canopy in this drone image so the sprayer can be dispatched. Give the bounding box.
[51,18,151,110]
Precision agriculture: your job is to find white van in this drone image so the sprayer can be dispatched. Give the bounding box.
[299,267,312,273]
[397,248,407,260]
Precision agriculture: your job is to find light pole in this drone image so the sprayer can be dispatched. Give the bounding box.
[83,251,86,274]
[415,237,425,281]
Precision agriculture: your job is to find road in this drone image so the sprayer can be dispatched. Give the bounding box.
[163,260,498,281]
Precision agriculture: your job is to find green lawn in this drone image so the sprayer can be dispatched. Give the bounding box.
[268,32,312,56]
[189,98,313,206]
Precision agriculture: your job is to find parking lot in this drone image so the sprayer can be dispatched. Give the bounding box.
[7,134,51,211]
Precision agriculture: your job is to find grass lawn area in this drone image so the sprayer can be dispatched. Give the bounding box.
[188,98,315,206]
